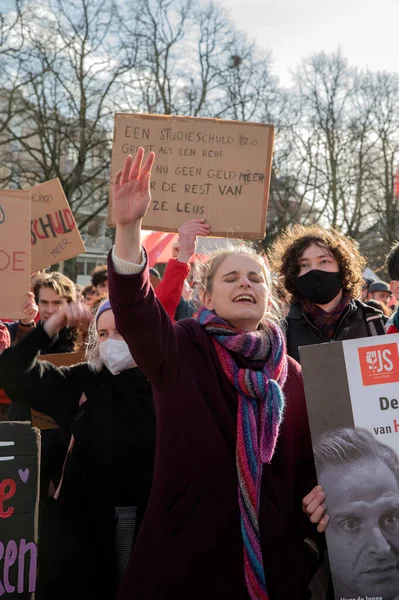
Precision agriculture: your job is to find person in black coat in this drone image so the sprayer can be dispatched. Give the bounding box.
[8,272,78,501]
[0,299,155,600]
[270,224,386,363]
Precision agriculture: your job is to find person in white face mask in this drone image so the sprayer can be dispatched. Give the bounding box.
[0,297,156,600]
[96,300,136,374]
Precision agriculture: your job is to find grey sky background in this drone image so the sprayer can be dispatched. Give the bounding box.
[219,0,399,84]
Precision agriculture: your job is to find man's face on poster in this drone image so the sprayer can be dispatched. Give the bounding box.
[319,458,399,599]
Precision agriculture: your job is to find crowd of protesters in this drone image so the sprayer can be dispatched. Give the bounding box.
[1,146,399,600]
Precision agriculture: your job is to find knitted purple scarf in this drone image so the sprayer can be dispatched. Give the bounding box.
[196,307,288,600]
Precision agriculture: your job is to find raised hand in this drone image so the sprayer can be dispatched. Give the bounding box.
[177,219,210,263]
[113,148,155,227]
[172,239,181,259]
[43,302,92,339]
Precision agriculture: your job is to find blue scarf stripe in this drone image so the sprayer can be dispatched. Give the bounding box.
[239,475,260,532]
[267,383,284,429]
[241,518,267,588]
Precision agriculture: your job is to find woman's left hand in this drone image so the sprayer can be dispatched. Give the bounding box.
[302,485,329,532]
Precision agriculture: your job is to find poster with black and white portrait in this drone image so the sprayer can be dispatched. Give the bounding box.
[301,333,399,600]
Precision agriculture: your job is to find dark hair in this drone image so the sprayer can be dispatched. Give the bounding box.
[314,428,399,482]
[269,224,365,301]
[82,283,97,299]
[33,272,76,304]
[365,299,390,316]
[387,242,399,281]
[91,265,108,288]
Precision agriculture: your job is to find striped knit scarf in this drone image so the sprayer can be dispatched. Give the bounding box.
[196,308,288,600]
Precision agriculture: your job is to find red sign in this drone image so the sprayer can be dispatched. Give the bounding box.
[358,343,399,386]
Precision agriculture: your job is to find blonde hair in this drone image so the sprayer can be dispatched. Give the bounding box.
[197,243,281,325]
[85,297,109,372]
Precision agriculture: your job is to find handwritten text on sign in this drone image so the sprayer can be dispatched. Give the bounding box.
[0,422,40,599]
[30,179,86,271]
[0,195,31,320]
[109,114,274,239]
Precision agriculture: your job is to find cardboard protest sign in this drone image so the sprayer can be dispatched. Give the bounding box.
[29,412,56,431]
[29,179,85,271]
[109,114,274,239]
[0,193,31,320]
[0,421,40,599]
[31,352,85,429]
[301,334,399,600]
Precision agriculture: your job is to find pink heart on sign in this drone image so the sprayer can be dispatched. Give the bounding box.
[18,468,29,483]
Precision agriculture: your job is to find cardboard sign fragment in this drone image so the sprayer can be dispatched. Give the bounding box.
[0,192,31,319]
[29,179,85,270]
[109,114,274,239]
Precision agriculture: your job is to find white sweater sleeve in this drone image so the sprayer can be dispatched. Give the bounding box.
[111,246,146,275]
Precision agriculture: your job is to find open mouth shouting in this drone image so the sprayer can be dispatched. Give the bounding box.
[232,294,257,304]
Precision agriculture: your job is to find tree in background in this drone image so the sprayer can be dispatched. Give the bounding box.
[0,0,399,273]
[0,0,138,228]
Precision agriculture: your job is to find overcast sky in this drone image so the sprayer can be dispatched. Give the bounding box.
[219,0,399,84]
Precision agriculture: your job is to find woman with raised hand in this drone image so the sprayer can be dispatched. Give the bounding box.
[108,148,320,600]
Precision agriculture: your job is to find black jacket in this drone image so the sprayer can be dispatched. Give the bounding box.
[5,321,74,352]
[0,324,155,600]
[174,297,195,321]
[37,324,75,354]
[286,300,386,363]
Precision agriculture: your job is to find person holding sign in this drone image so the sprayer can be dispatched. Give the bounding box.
[304,428,399,600]
[270,224,386,363]
[107,148,320,600]
[8,273,78,505]
[32,271,77,352]
[0,298,155,600]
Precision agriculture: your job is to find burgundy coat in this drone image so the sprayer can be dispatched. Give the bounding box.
[108,254,318,600]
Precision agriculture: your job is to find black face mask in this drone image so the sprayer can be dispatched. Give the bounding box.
[296,270,342,305]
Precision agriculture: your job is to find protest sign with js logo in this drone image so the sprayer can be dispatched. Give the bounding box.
[358,343,399,385]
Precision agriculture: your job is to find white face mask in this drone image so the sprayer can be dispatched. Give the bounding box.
[98,339,135,375]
